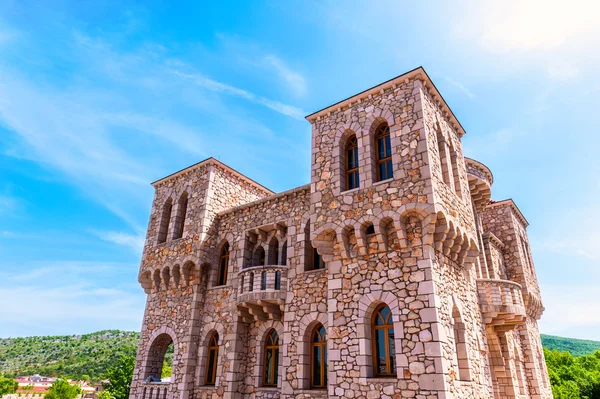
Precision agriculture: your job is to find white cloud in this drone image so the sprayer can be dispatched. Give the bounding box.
[546,63,580,81]
[444,77,475,99]
[89,230,145,253]
[264,55,307,97]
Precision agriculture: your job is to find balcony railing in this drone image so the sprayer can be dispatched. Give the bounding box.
[477,278,526,326]
[237,265,287,322]
[142,383,172,399]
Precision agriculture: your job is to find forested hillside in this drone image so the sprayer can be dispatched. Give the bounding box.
[0,330,140,380]
[541,334,600,357]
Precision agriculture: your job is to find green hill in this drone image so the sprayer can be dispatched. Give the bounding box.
[0,330,140,381]
[0,330,598,383]
[541,334,600,357]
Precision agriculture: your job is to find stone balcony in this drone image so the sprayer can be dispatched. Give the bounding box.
[465,158,493,211]
[236,265,288,323]
[142,382,173,399]
[477,278,526,326]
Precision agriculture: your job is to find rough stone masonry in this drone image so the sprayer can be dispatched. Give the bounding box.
[129,67,552,399]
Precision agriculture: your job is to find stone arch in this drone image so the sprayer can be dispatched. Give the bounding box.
[153,269,161,291]
[143,326,179,381]
[355,215,386,255]
[268,235,280,265]
[171,264,181,287]
[253,245,266,266]
[337,218,357,258]
[451,298,471,381]
[398,203,437,246]
[161,266,171,290]
[362,110,397,185]
[312,224,338,263]
[296,312,329,389]
[356,290,402,378]
[196,322,226,386]
[172,191,189,240]
[378,210,402,251]
[181,260,198,286]
[253,320,284,388]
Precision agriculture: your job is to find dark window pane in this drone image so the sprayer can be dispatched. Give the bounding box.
[380,306,390,321]
[377,138,385,160]
[388,327,396,373]
[274,271,281,290]
[375,329,387,375]
[207,349,216,384]
[274,348,279,384]
[386,161,393,179]
[265,350,273,385]
[385,135,392,157]
[313,346,321,386]
[261,272,267,290]
[379,163,386,180]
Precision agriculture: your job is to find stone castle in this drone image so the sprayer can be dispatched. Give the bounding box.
[130,67,552,399]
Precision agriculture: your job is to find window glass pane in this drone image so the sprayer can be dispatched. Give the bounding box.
[274,271,281,290]
[380,306,390,322]
[324,344,328,385]
[379,163,386,180]
[385,135,392,157]
[261,272,267,290]
[274,348,279,384]
[265,350,273,384]
[207,350,216,384]
[313,346,321,386]
[386,161,394,180]
[375,329,387,375]
[388,327,396,373]
[377,138,385,160]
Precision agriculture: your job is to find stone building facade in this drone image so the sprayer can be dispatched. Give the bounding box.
[130,67,552,399]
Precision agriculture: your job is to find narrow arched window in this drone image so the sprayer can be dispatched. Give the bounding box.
[281,241,287,265]
[374,124,393,181]
[452,306,470,381]
[437,125,451,186]
[274,271,281,290]
[270,238,279,265]
[217,243,229,286]
[263,330,279,386]
[345,135,359,190]
[249,273,254,291]
[254,246,266,266]
[157,198,173,244]
[173,192,188,240]
[450,145,462,199]
[372,304,395,376]
[205,333,219,385]
[311,324,327,388]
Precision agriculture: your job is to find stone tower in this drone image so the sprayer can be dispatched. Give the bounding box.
[130,67,552,399]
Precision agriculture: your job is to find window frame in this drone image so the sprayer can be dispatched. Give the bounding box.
[263,329,279,387]
[204,333,219,386]
[312,248,326,270]
[345,135,360,190]
[217,243,230,286]
[371,304,396,377]
[374,124,393,182]
[310,324,327,389]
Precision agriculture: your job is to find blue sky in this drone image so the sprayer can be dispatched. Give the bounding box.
[1,0,599,340]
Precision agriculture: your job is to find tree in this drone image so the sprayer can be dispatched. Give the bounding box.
[97,391,115,399]
[45,379,81,399]
[103,355,135,399]
[0,376,18,396]
[161,365,172,378]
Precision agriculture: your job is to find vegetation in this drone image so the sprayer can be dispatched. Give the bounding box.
[102,355,135,399]
[545,348,600,399]
[542,334,600,357]
[45,379,81,399]
[0,376,18,396]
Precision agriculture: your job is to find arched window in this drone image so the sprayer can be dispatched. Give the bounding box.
[436,124,451,186]
[269,238,279,265]
[173,192,188,240]
[450,145,462,199]
[345,135,360,190]
[263,330,279,386]
[374,124,393,182]
[254,246,265,266]
[249,273,254,291]
[311,324,327,388]
[365,223,375,236]
[372,304,396,376]
[217,243,229,286]
[205,333,219,385]
[261,271,267,290]
[157,198,173,244]
[452,305,470,381]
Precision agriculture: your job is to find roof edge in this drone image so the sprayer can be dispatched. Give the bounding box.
[151,157,275,195]
[487,199,529,227]
[305,66,466,137]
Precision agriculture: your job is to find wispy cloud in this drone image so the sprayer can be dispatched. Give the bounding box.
[169,68,306,119]
[264,55,307,97]
[89,229,145,253]
[0,194,18,215]
[444,76,474,99]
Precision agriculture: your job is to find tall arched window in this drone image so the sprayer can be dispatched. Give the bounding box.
[173,192,188,240]
[254,246,266,266]
[372,304,396,376]
[281,241,287,266]
[311,324,327,389]
[157,198,173,244]
[436,125,451,186]
[345,135,359,190]
[205,333,219,385]
[217,243,229,286]
[269,238,279,265]
[374,124,393,182]
[452,305,470,381]
[274,271,281,290]
[263,330,279,386]
[450,145,462,199]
